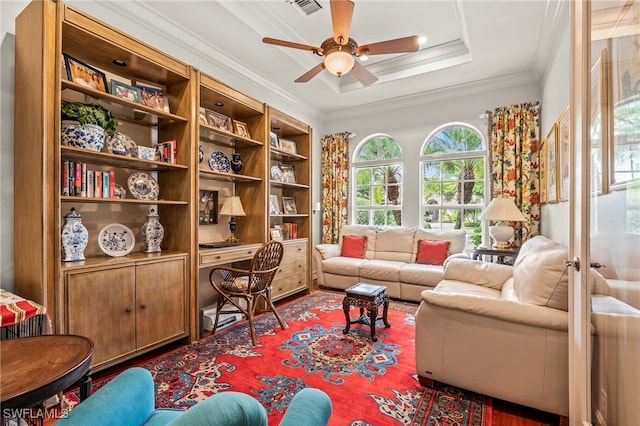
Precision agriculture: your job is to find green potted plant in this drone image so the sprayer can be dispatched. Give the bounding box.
[61,101,119,151]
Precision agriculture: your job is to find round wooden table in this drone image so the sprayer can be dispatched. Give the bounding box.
[1,334,94,409]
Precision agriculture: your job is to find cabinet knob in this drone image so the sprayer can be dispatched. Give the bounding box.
[215,255,221,260]
[126,308,132,313]
[141,304,147,309]
[247,251,253,255]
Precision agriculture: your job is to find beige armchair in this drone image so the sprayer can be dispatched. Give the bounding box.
[415,236,570,417]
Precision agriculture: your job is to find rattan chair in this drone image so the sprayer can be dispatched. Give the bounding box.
[208,241,287,345]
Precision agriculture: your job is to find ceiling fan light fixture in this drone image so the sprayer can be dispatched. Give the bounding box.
[324,50,354,76]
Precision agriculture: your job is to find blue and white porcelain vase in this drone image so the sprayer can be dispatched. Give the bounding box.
[141,208,164,253]
[61,207,88,262]
[199,144,204,164]
[61,120,106,152]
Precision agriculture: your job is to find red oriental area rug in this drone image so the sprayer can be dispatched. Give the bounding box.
[67,290,491,425]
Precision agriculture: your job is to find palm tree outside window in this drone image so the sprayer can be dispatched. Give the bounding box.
[421,124,486,249]
[352,135,402,226]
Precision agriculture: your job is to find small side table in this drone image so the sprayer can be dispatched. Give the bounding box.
[472,246,521,264]
[343,283,390,342]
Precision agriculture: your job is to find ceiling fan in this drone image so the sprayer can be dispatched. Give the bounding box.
[262,0,420,86]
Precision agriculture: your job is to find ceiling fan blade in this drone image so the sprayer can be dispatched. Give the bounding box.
[351,62,378,86]
[295,63,325,83]
[263,37,322,54]
[330,0,354,45]
[357,35,420,56]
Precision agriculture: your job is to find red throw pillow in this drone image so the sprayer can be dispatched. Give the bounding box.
[341,235,367,258]
[416,239,450,265]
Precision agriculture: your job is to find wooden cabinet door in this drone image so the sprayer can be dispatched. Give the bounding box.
[135,258,186,350]
[271,240,308,299]
[66,266,136,366]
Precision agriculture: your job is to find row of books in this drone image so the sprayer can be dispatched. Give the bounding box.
[156,139,177,164]
[280,222,298,240]
[62,160,116,198]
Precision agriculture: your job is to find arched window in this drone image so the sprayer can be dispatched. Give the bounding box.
[420,123,486,247]
[352,135,403,226]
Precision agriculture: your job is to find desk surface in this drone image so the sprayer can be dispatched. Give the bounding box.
[1,335,94,409]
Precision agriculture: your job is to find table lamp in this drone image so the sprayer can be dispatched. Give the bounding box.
[219,196,246,243]
[479,196,526,248]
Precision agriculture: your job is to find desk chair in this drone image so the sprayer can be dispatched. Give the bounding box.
[208,241,286,345]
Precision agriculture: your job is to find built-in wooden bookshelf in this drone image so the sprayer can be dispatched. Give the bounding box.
[14,0,313,370]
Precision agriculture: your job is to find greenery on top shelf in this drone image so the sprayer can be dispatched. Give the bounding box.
[61,101,118,137]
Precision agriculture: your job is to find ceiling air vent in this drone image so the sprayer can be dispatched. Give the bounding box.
[288,0,323,16]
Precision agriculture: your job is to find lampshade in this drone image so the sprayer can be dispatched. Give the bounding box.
[219,196,246,217]
[480,197,526,248]
[324,50,355,76]
[479,197,526,222]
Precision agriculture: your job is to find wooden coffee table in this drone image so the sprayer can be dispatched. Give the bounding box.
[343,283,390,341]
[1,334,94,410]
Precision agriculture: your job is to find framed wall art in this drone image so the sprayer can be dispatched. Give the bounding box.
[233,120,250,139]
[131,78,170,113]
[590,49,609,195]
[557,106,570,201]
[206,110,232,132]
[111,79,142,103]
[199,190,218,225]
[279,164,297,184]
[279,138,297,154]
[63,53,108,93]
[539,135,547,204]
[281,196,297,214]
[546,123,559,204]
[269,194,281,214]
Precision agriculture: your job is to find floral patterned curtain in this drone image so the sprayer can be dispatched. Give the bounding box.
[321,132,350,243]
[487,102,541,245]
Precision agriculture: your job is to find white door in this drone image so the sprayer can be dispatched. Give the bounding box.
[570,2,640,425]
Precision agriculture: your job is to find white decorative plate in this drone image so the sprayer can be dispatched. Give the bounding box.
[127,172,159,200]
[105,132,137,157]
[271,165,283,181]
[208,150,230,173]
[98,223,135,257]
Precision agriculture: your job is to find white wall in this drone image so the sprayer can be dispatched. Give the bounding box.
[539,7,571,246]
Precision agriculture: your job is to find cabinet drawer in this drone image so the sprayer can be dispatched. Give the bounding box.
[200,244,261,267]
[282,239,307,259]
[272,272,307,297]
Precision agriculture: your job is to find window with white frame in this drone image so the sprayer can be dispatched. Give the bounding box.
[352,135,403,226]
[420,124,486,248]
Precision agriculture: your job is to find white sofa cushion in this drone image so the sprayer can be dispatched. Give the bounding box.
[399,263,446,286]
[443,258,513,290]
[374,226,416,262]
[412,229,466,259]
[321,257,366,276]
[339,225,378,259]
[512,236,569,311]
[359,260,405,282]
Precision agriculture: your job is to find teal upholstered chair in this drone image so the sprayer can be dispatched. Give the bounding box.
[54,367,332,426]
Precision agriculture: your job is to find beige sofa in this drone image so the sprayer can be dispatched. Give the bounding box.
[415,236,570,417]
[314,225,468,301]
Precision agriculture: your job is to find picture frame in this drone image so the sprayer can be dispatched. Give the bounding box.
[281,196,297,214]
[539,135,547,204]
[270,228,283,241]
[199,190,218,225]
[546,123,559,204]
[111,79,142,103]
[269,132,280,149]
[557,106,570,201]
[279,138,297,154]
[269,194,281,214]
[199,107,208,126]
[63,53,108,93]
[279,164,297,184]
[206,110,232,132]
[233,120,250,139]
[590,49,609,195]
[131,78,170,113]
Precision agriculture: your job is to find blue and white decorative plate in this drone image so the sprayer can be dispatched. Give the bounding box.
[271,165,283,181]
[98,223,135,257]
[127,172,159,200]
[208,150,230,173]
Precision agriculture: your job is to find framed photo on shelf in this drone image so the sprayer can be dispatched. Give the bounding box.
[199,190,218,225]
[111,79,142,103]
[63,53,108,93]
[546,123,559,204]
[233,120,250,139]
[269,132,280,149]
[131,78,170,113]
[279,138,297,154]
[206,110,232,132]
[269,194,281,214]
[282,196,297,214]
[279,164,297,184]
[270,228,283,241]
[199,107,208,125]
